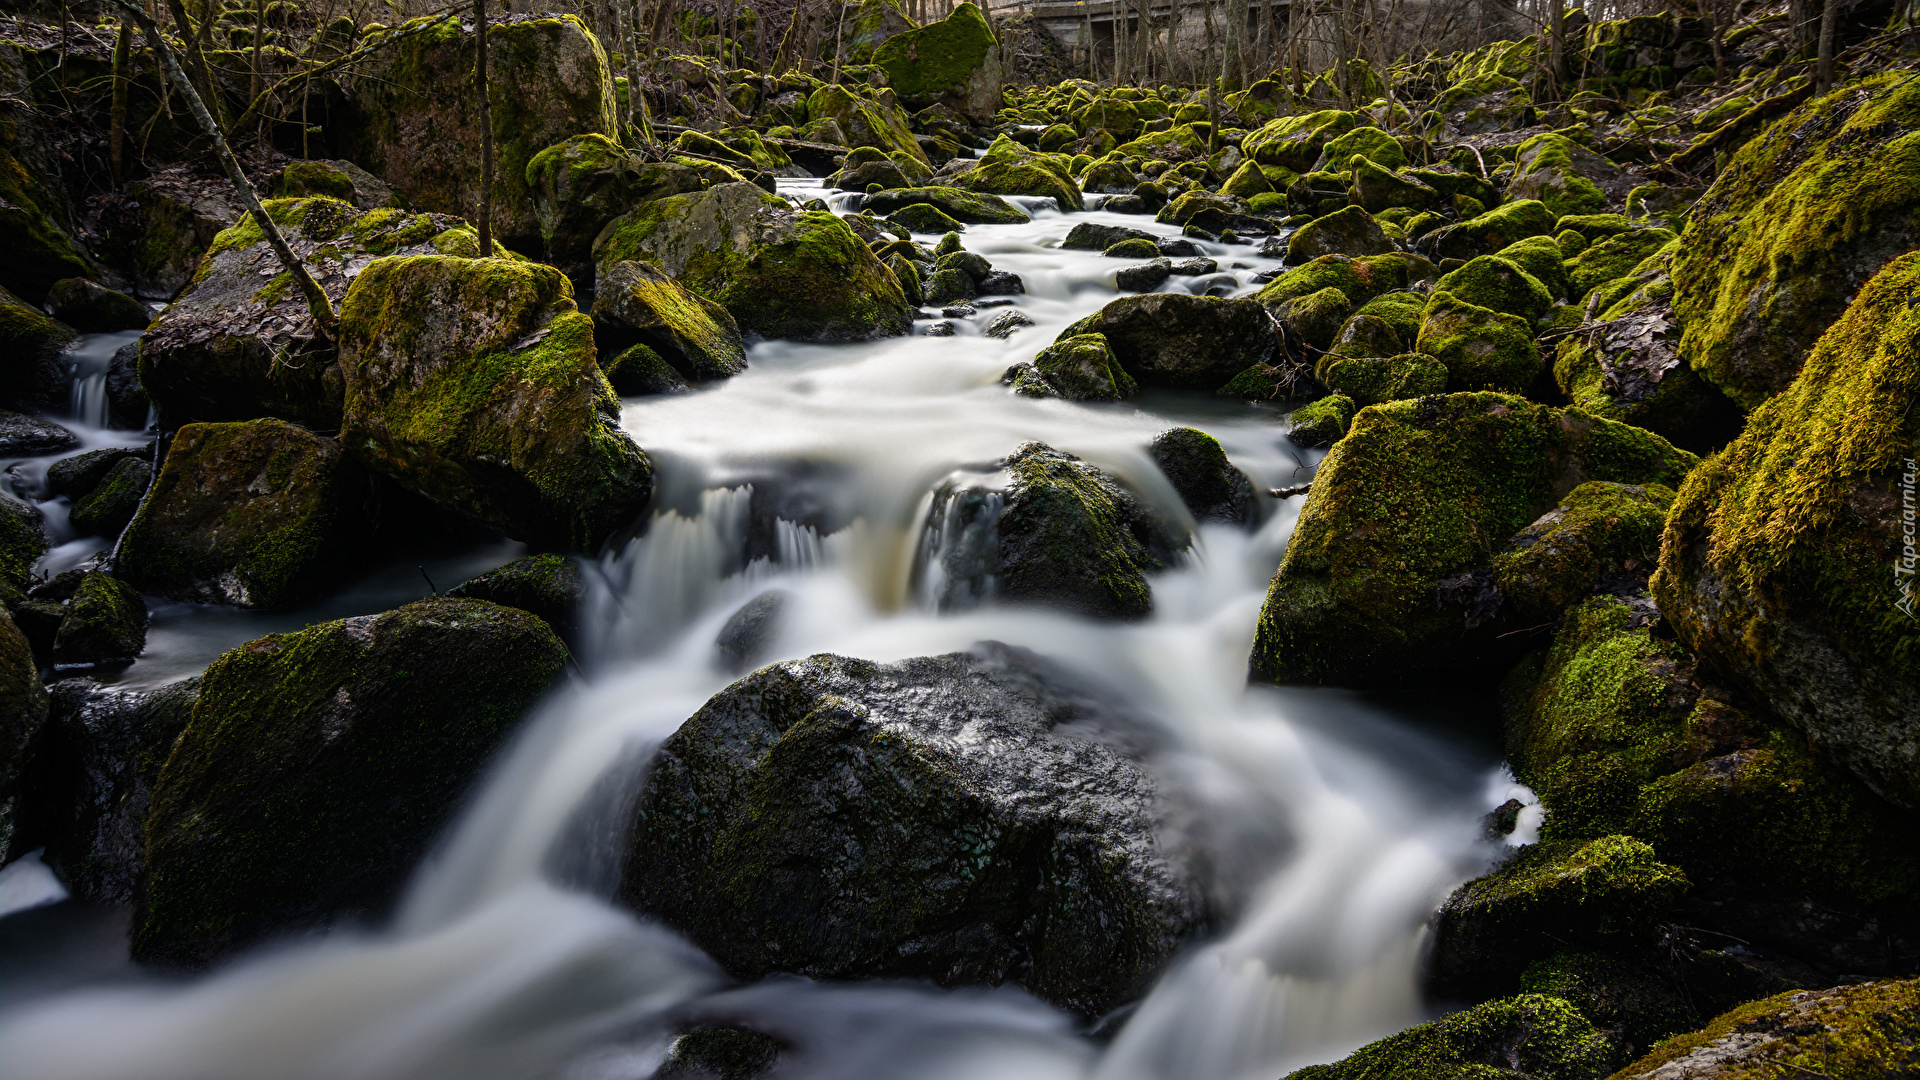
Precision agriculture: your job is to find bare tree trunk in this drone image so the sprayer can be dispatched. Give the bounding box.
[623,0,654,144]
[251,0,267,149]
[163,0,228,130]
[1547,0,1567,99]
[112,0,336,333]
[830,0,846,84]
[1816,0,1840,94]
[110,19,132,182]
[475,0,494,255]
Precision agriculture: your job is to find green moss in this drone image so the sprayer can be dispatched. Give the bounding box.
[1564,228,1675,301]
[1242,109,1359,171]
[1026,333,1136,401]
[1286,394,1355,447]
[50,572,146,666]
[1415,290,1542,393]
[1256,253,1414,312]
[274,160,356,201]
[1506,133,1609,218]
[862,187,1031,225]
[872,1,995,107]
[1517,950,1693,1054]
[1282,994,1624,1080]
[1434,255,1555,321]
[1613,978,1920,1079]
[956,135,1082,210]
[1320,352,1449,406]
[1423,199,1558,261]
[1672,72,1920,409]
[1286,205,1394,262]
[996,443,1172,619]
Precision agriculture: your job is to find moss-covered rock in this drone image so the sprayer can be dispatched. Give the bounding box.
[1323,313,1406,364]
[141,197,501,429]
[592,259,746,384]
[806,83,925,164]
[0,492,47,594]
[446,553,584,643]
[1671,72,1920,410]
[1011,333,1137,401]
[1061,221,1157,251]
[134,597,567,967]
[872,2,1001,122]
[1316,125,1407,172]
[1350,156,1441,213]
[1149,427,1254,526]
[338,14,617,252]
[1250,394,1698,688]
[1564,227,1674,302]
[594,182,911,342]
[526,136,708,281]
[117,419,374,608]
[1652,248,1920,813]
[955,135,1083,210]
[617,647,1205,1017]
[993,443,1183,618]
[861,186,1031,224]
[1612,978,1920,1079]
[1505,133,1613,219]
[337,255,652,551]
[0,45,95,304]
[1434,255,1555,321]
[45,277,149,333]
[1429,836,1690,1001]
[1058,294,1275,390]
[0,284,77,412]
[49,573,147,668]
[1242,109,1360,172]
[1104,237,1161,259]
[602,342,690,396]
[1415,290,1543,393]
[1282,993,1626,1080]
[886,202,964,234]
[1255,252,1422,315]
[69,455,152,539]
[46,447,143,501]
[1420,199,1558,262]
[1286,394,1355,448]
[1553,296,1740,454]
[1517,950,1693,1057]
[1287,205,1396,261]
[0,607,48,865]
[272,159,400,211]
[1320,352,1449,405]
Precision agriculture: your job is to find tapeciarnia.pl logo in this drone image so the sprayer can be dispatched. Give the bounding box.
[1899,457,1918,620]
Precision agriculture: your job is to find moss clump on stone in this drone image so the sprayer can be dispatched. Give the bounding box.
[133,597,567,968]
[1517,950,1693,1056]
[68,455,152,539]
[50,572,147,667]
[1242,109,1360,171]
[1018,333,1137,401]
[274,160,357,202]
[525,136,707,278]
[955,135,1083,210]
[1415,290,1542,393]
[1283,993,1625,1080]
[1611,978,1920,1080]
[1564,227,1674,301]
[1286,394,1355,447]
[446,553,584,642]
[995,443,1182,618]
[592,258,746,383]
[872,1,997,116]
[861,186,1031,224]
[1421,198,1558,261]
[1256,252,1419,312]
[1504,132,1610,218]
[887,202,964,235]
[1287,205,1397,261]
[1434,255,1555,321]
[1320,352,1449,405]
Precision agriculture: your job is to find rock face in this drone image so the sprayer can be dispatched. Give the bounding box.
[0,608,49,865]
[1058,294,1276,390]
[1282,994,1625,1080]
[337,255,652,551]
[594,183,912,343]
[0,284,77,412]
[118,419,376,609]
[1653,249,1920,813]
[873,2,1002,123]
[1609,979,1920,1080]
[135,598,568,968]
[338,14,618,253]
[525,137,709,281]
[1250,394,1698,688]
[592,259,747,384]
[140,197,499,429]
[1672,72,1920,410]
[618,647,1206,1017]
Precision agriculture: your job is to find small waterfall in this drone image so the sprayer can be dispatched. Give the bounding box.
[911,467,1008,612]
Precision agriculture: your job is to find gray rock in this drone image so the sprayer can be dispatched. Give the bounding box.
[1149,428,1255,526]
[0,411,79,457]
[714,589,788,672]
[1115,258,1172,292]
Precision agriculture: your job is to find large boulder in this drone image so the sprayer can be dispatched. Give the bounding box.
[1672,72,1920,410]
[0,284,76,412]
[1653,249,1920,812]
[920,443,1185,619]
[121,173,246,299]
[953,135,1083,211]
[140,197,499,429]
[873,2,1002,123]
[1250,394,1698,688]
[1242,109,1360,172]
[1003,333,1137,401]
[592,259,747,385]
[1287,205,1396,261]
[1282,994,1625,1080]
[1610,979,1920,1080]
[526,136,709,281]
[0,608,48,865]
[134,597,568,968]
[49,572,147,668]
[1414,290,1543,394]
[338,14,618,253]
[1057,294,1276,391]
[1418,199,1558,262]
[1504,133,1615,219]
[594,182,912,343]
[859,186,1031,225]
[118,419,377,609]
[617,647,1207,1017]
[337,255,651,551]
[804,83,925,164]
[45,277,149,332]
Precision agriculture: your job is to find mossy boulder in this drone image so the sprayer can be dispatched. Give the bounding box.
[1434,255,1555,321]
[118,420,375,609]
[1323,313,1406,363]
[1314,125,1406,172]
[1671,72,1920,410]
[996,443,1183,618]
[1415,290,1543,393]
[133,597,568,967]
[592,259,746,384]
[1505,133,1613,219]
[1492,235,1572,302]
[1149,427,1254,526]
[886,202,964,235]
[446,553,584,644]
[1610,979,1920,1079]
[1652,248,1920,813]
[0,47,95,303]
[1517,950,1694,1057]
[1420,199,1559,262]
[1286,394,1355,448]
[1282,993,1625,1080]
[872,1,1002,122]
[46,447,143,501]
[1058,294,1276,390]
[1428,836,1689,1002]
[0,492,47,594]
[1287,205,1396,261]
[1062,221,1157,251]
[69,455,152,539]
[1007,333,1137,401]
[617,647,1206,1017]
[1250,394,1698,688]
[45,277,149,332]
[141,197,500,429]
[1255,252,1422,315]
[1564,227,1674,302]
[1242,109,1360,172]
[0,607,48,865]
[49,573,147,668]
[861,186,1031,225]
[526,136,708,281]
[338,14,618,252]
[594,182,912,342]
[1553,298,1740,454]
[806,83,925,164]
[271,159,400,211]
[0,283,77,412]
[337,255,652,551]
[1320,352,1449,405]
[1350,157,1441,213]
[955,135,1083,211]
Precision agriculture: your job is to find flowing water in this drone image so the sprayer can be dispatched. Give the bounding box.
[0,189,1530,1080]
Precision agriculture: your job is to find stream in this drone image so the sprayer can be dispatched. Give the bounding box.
[0,187,1536,1080]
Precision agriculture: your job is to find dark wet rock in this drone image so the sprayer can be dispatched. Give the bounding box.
[1156,237,1204,258]
[45,277,149,333]
[1058,294,1276,391]
[618,646,1206,1017]
[1063,222,1157,251]
[69,456,151,539]
[1169,257,1218,276]
[105,341,150,430]
[1149,428,1254,526]
[859,187,1031,225]
[1283,993,1626,1080]
[32,677,199,903]
[0,607,48,864]
[50,573,147,668]
[337,255,651,551]
[593,259,747,384]
[527,139,709,281]
[134,597,569,968]
[977,269,1025,296]
[45,447,144,500]
[0,411,79,457]
[119,172,246,300]
[0,491,48,592]
[1115,258,1172,292]
[714,589,788,672]
[118,419,376,609]
[656,1028,783,1080]
[446,553,585,644]
[603,344,692,396]
[981,309,1035,339]
[0,285,77,413]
